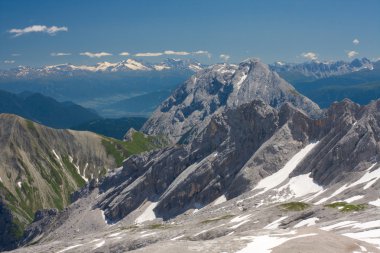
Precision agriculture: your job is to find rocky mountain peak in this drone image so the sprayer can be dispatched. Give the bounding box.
[142,59,321,143]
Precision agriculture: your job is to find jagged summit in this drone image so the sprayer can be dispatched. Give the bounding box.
[142,58,321,143]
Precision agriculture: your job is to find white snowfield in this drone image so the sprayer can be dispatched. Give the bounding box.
[135,202,158,224]
[254,142,320,195]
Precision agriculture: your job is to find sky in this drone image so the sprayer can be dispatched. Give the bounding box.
[0,0,379,68]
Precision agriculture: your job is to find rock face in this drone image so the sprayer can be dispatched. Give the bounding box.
[142,59,321,143]
[0,114,122,250]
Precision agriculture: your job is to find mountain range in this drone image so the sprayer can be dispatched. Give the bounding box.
[0,58,204,80]
[4,59,379,252]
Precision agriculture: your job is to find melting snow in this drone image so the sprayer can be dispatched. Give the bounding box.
[230,214,252,223]
[93,240,105,249]
[369,199,380,207]
[52,149,63,167]
[254,142,319,195]
[135,202,158,223]
[229,220,250,229]
[236,233,317,253]
[316,163,378,204]
[56,244,83,253]
[264,216,288,230]
[141,232,156,238]
[321,221,357,231]
[235,74,247,90]
[17,181,22,188]
[343,229,380,249]
[194,224,225,236]
[344,195,364,203]
[213,195,227,206]
[170,235,184,241]
[294,217,319,228]
[278,172,323,198]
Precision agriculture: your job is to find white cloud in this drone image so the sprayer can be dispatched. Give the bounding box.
[353,38,360,45]
[51,52,71,56]
[135,52,163,57]
[164,50,190,56]
[11,53,21,57]
[9,25,68,37]
[193,50,211,58]
[301,52,318,61]
[119,52,130,56]
[80,52,112,58]
[219,54,230,61]
[4,60,15,64]
[347,50,359,58]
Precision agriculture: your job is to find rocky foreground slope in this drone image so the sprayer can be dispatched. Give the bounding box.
[6,59,380,252]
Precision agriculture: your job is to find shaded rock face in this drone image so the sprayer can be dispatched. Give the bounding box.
[142,59,321,143]
[96,97,380,224]
[0,114,120,250]
[97,100,317,221]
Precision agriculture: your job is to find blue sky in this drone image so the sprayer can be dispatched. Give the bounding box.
[0,0,379,68]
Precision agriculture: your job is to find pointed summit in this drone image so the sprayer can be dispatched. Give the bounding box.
[142,59,321,143]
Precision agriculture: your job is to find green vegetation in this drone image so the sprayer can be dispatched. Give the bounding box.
[279,202,310,211]
[25,119,36,132]
[102,131,168,166]
[146,223,171,229]
[325,202,367,212]
[62,155,86,188]
[200,214,235,224]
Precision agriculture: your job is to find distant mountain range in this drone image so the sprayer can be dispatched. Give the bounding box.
[0,89,100,128]
[270,57,375,82]
[0,58,204,80]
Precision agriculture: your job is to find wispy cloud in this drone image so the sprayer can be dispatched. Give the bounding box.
[164,50,190,56]
[80,52,112,58]
[51,52,71,56]
[4,60,15,64]
[301,52,318,61]
[347,50,359,58]
[119,52,130,56]
[194,50,211,58]
[11,53,21,57]
[219,54,230,61]
[9,25,68,37]
[135,52,163,57]
[353,38,360,45]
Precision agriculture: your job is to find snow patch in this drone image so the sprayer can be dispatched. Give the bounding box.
[264,216,288,230]
[277,172,323,198]
[343,229,380,249]
[135,202,158,223]
[294,217,319,228]
[170,235,184,241]
[321,221,357,231]
[344,195,364,203]
[52,149,63,167]
[254,142,319,194]
[56,244,83,253]
[369,199,380,207]
[17,181,22,188]
[93,240,105,250]
[235,74,247,90]
[141,232,156,238]
[213,195,227,206]
[230,214,251,223]
[229,220,250,229]
[236,233,317,253]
